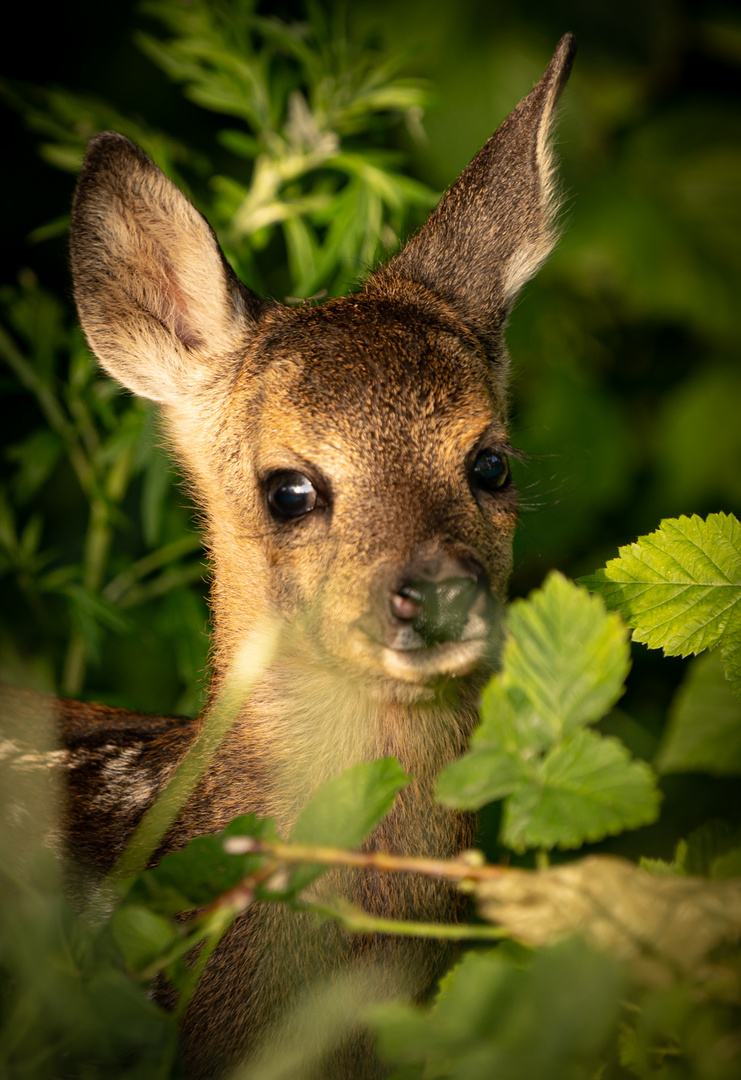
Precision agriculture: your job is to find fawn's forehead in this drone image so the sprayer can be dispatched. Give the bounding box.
[240,299,501,447]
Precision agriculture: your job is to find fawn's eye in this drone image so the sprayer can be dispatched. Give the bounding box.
[471,449,511,493]
[266,471,318,519]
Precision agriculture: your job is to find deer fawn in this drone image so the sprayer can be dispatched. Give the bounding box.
[4,34,575,1079]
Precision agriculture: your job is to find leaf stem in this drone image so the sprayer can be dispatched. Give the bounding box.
[223,837,508,884]
[303,900,511,941]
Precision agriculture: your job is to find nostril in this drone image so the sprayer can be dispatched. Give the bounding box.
[390,576,485,645]
[390,587,424,623]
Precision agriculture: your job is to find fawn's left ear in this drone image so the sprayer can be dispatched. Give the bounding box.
[378,33,576,351]
[71,132,268,405]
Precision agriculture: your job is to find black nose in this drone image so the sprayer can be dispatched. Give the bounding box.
[390,577,483,646]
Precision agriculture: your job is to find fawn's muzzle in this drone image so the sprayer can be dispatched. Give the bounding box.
[391,577,484,646]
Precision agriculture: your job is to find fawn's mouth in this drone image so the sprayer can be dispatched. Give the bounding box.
[376,637,489,683]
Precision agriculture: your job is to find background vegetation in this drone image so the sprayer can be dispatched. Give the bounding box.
[1,2,740,1076]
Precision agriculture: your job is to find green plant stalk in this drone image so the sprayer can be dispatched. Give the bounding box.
[304,900,511,942]
[0,325,94,496]
[103,534,202,604]
[109,622,279,883]
[0,323,143,694]
[116,561,205,610]
[62,439,137,695]
[173,909,237,1019]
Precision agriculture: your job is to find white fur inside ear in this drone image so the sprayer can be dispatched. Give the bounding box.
[500,239,553,306]
[500,90,563,307]
[73,139,258,406]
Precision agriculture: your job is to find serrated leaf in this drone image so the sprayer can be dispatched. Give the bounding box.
[436,574,650,849]
[475,664,550,754]
[504,572,630,743]
[503,731,660,852]
[657,650,741,775]
[581,512,741,657]
[436,747,525,810]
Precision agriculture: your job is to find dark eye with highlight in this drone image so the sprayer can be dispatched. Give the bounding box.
[471,449,511,493]
[266,471,319,519]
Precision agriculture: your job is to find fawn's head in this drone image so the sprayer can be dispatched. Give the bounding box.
[70,36,575,704]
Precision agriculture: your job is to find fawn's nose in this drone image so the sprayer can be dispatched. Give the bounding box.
[389,575,485,646]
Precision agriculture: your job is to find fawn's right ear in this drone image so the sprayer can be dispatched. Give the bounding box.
[71,133,267,405]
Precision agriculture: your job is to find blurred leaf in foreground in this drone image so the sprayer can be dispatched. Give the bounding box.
[289,757,409,890]
[123,813,278,916]
[437,573,658,851]
[474,855,741,989]
[371,937,623,1080]
[657,649,741,775]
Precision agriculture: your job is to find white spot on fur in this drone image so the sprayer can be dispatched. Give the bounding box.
[93,744,158,813]
[0,738,20,763]
[1,741,69,771]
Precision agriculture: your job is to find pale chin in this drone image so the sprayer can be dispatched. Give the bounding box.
[378,638,489,683]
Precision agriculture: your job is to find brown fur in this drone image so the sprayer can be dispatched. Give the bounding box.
[12,34,576,1079]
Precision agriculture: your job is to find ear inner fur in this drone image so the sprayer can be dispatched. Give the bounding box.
[70,132,269,404]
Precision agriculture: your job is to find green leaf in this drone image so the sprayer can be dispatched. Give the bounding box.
[503,572,630,743]
[290,758,409,893]
[657,650,741,775]
[436,747,525,810]
[292,758,409,849]
[109,904,178,973]
[372,939,623,1080]
[503,731,660,852]
[437,574,654,849]
[123,814,278,915]
[581,512,741,657]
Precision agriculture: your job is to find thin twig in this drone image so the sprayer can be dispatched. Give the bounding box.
[223,836,509,883]
[304,900,511,941]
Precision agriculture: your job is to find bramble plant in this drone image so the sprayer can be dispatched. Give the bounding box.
[2,519,740,1077]
[1,2,740,1078]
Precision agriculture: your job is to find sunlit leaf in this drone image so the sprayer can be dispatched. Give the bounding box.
[581,513,741,657]
[435,746,525,810]
[437,574,652,849]
[292,757,409,850]
[504,572,630,743]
